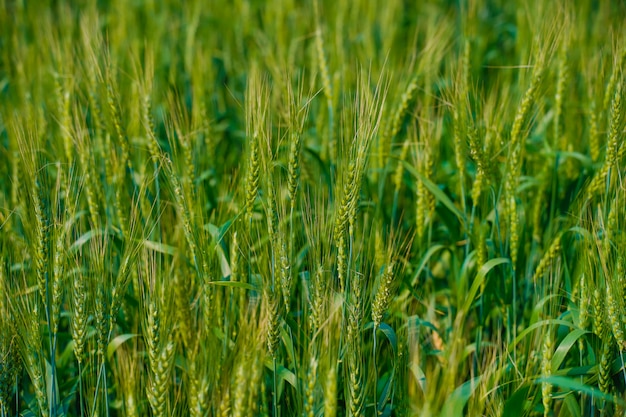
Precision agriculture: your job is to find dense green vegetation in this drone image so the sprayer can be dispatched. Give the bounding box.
[1,0,626,416]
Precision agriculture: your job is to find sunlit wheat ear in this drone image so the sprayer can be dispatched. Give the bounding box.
[336,232,347,291]
[9,150,20,211]
[173,271,193,348]
[94,283,109,363]
[553,43,569,151]
[286,80,309,212]
[218,385,231,417]
[541,328,553,417]
[393,139,411,194]
[304,356,318,417]
[72,109,103,227]
[372,262,395,328]
[605,79,623,169]
[532,234,561,284]
[313,0,334,162]
[246,349,264,414]
[105,67,128,160]
[31,176,48,304]
[162,156,198,267]
[379,75,419,174]
[578,272,591,343]
[606,284,626,350]
[111,344,140,417]
[147,341,176,417]
[0,328,19,414]
[266,176,279,246]
[50,224,65,336]
[0,276,20,415]
[244,68,267,225]
[232,353,249,417]
[333,162,362,292]
[53,72,73,163]
[593,288,606,337]
[589,79,624,197]
[508,196,520,269]
[334,162,356,240]
[145,298,161,368]
[452,107,467,210]
[19,304,48,417]
[468,124,488,207]
[348,355,363,417]
[188,361,210,417]
[413,132,434,242]
[505,56,545,261]
[347,274,364,417]
[110,201,144,331]
[264,288,281,359]
[588,99,600,162]
[245,130,261,223]
[278,236,292,314]
[324,361,338,417]
[309,264,326,332]
[603,50,626,114]
[138,49,159,165]
[287,129,303,209]
[71,268,88,365]
[598,334,614,416]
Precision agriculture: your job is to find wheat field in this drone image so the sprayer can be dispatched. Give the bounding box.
[1,0,626,416]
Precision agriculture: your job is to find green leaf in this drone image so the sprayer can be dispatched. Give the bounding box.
[508,319,577,353]
[44,359,58,416]
[365,322,398,356]
[407,316,440,334]
[410,244,447,286]
[562,392,582,417]
[551,329,589,371]
[378,323,397,356]
[403,160,466,226]
[219,218,234,241]
[218,247,232,278]
[502,384,532,417]
[280,326,296,369]
[377,369,395,413]
[529,294,561,325]
[205,218,235,244]
[58,340,77,369]
[69,229,105,254]
[550,150,593,171]
[461,257,509,316]
[205,222,233,277]
[207,280,258,291]
[143,240,177,255]
[204,222,220,239]
[264,360,297,388]
[565,226,594,241]
[409,363,426,393]
[107,334,138,361]
[536,376,625,405]
[439,377,479,417]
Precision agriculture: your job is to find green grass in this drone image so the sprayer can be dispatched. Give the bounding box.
[1,0,626,416]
